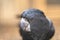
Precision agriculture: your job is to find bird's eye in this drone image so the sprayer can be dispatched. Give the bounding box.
[20,18,31,32]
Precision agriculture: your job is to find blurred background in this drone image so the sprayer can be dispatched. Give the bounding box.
[0,0,60,40]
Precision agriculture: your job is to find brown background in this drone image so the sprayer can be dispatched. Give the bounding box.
[0,0,60,40]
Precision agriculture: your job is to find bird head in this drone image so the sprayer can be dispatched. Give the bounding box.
[19,8,55,40]
[20,8,47,32]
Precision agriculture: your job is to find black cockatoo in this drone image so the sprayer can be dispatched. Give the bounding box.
[19,8,55,40]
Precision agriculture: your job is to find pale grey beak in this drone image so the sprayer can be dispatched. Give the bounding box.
[20,18,31,32]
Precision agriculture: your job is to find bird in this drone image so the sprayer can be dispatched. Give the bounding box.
[19,8,55,40]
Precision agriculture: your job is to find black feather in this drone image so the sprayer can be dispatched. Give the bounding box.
[19,8,55,40]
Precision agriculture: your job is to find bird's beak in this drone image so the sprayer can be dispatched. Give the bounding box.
[20,18,31,32]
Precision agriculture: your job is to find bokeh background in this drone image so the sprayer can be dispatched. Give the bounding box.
[0,0,60,40]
